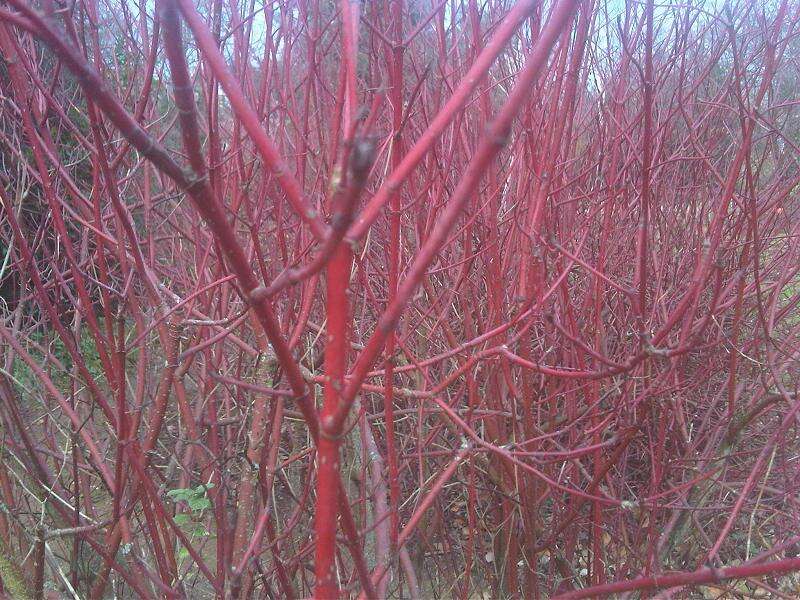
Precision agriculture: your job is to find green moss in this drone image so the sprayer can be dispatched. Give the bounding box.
[0,540,33,600]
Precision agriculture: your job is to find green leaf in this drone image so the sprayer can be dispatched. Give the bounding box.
[167,488,193,501]
[188,497,212,511]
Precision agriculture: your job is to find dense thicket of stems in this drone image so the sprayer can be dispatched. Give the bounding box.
[0,0,798,598]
